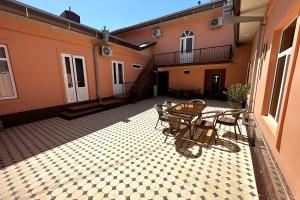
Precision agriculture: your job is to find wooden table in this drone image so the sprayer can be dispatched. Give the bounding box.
[166,103,206,139]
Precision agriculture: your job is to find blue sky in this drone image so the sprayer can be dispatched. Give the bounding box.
[18,0,210,31]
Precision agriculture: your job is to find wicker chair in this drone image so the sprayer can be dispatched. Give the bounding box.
[192,111,223,144]
[164,100,177,108]
[216,109,246,140]
[189,99,206,105]
[163,115,189,142]
[154,104,169,129]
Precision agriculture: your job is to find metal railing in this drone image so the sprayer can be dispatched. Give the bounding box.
[153,44,233,67]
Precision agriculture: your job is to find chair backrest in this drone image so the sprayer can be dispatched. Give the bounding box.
[225,109,246,123]
[189,99,206,105]
[154,104,167,117]
[200,111,223,127]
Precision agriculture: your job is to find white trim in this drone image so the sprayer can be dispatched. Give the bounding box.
[0,44,18,100]
[132,63,142,69]
[111,61,125,95]
[268,19,295,122]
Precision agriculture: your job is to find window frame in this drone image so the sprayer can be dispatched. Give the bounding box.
[0,44,18,100]
[132,64,142,69]
[268,19,296,123]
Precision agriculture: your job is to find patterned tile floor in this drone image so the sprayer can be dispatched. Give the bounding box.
[0,97,258,200]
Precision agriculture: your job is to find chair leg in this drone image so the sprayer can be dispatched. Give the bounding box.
[164,135,168,143]
[234,126,237,140]
[237,124,242,135]
[219,123,221,129]
[155,119,159,129]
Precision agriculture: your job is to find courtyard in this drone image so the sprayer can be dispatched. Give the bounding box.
[0,97,258,200]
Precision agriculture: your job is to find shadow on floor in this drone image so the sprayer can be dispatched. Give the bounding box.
[0,97,164,170]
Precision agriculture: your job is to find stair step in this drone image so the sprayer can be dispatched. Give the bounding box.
[100,98,125,107]
[60,107,105,120]
[66,102,102,112]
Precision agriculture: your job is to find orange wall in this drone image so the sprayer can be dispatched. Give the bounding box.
[250,0,300,198]
[116,9,235,54]
[98,44,151,98]
[0,14,97,115]
[157,43,251,92]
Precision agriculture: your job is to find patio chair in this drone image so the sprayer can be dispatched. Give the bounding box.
[164,100,177,108]
[189,99,206,105]
[216,109,246,140]
[192,111,223,144]
[154,104,169,129]
[163,114,189,142]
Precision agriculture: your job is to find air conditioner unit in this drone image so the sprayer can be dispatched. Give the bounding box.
[152,28,161,38]
[210,17,223,28]
[101,46,112,56]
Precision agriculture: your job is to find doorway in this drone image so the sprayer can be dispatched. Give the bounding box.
[180,30,194,63]
[112,61,125,95]
[61,53,89,103]
[204,69,226,97]
[158,71,169,96]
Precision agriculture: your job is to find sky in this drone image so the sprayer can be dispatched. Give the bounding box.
[18,0,210,31]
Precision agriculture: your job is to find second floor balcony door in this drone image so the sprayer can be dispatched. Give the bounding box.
[180,30,194,64]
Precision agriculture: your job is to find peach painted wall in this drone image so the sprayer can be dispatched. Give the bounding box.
[116,9,235,55]
[250,0,300,197]
[0,14,97,115]
[157,43,251,92]
[98,43,151,98]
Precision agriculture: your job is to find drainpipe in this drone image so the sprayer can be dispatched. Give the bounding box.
[248,22,265,113]
[93,43,101,103]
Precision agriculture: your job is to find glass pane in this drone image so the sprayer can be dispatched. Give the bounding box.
[280,20,296,53]
[64,57,73,88]
[75,58,85,87]
[181,39,184,53]
[0,60,9,73]
[181,32,186,37]
[269,56,286,118]
[189,31,194,36]
[113,63,117,84]
[0,47,6,58]
[0,62,14,97]
[186,38,193,52]
[118,63,123,84]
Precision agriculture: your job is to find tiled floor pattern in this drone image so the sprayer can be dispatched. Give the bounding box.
[0,97,258,199]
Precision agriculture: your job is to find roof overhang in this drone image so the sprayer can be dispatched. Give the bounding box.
[111,0,226,35]
[234,0,269,45]
[0,0,155,51]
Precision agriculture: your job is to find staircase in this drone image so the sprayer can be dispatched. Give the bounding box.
[59,98,125,120]
[127,58,155,101]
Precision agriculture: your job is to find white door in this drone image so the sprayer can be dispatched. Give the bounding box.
[180,30,194,63]
[112,61,125,95]
[61,54,89,103]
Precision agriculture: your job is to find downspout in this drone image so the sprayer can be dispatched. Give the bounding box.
[93,43,101,103]
[248,21,265,113]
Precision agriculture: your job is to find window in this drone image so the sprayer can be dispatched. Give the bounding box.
[0,44,17,100]
[183,70,190,75]
[269,19,296,122]
[132,64,141,69]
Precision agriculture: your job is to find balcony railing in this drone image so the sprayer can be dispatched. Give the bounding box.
[153,44,233,67]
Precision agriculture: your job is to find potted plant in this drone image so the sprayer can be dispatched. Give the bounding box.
[227,83,250,108]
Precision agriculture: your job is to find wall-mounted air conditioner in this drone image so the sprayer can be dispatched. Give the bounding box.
[101,46,112,56]
[210,17,223,28]
[152,28,162,38]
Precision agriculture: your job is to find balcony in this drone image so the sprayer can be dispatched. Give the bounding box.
[153,44,233,67]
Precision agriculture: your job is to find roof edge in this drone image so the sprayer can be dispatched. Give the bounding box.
[111,0,225,35]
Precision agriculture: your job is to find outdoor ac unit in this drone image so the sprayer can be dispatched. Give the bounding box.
[152,28,161,37]
[101,46,112,56]
[210,17,223,28]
